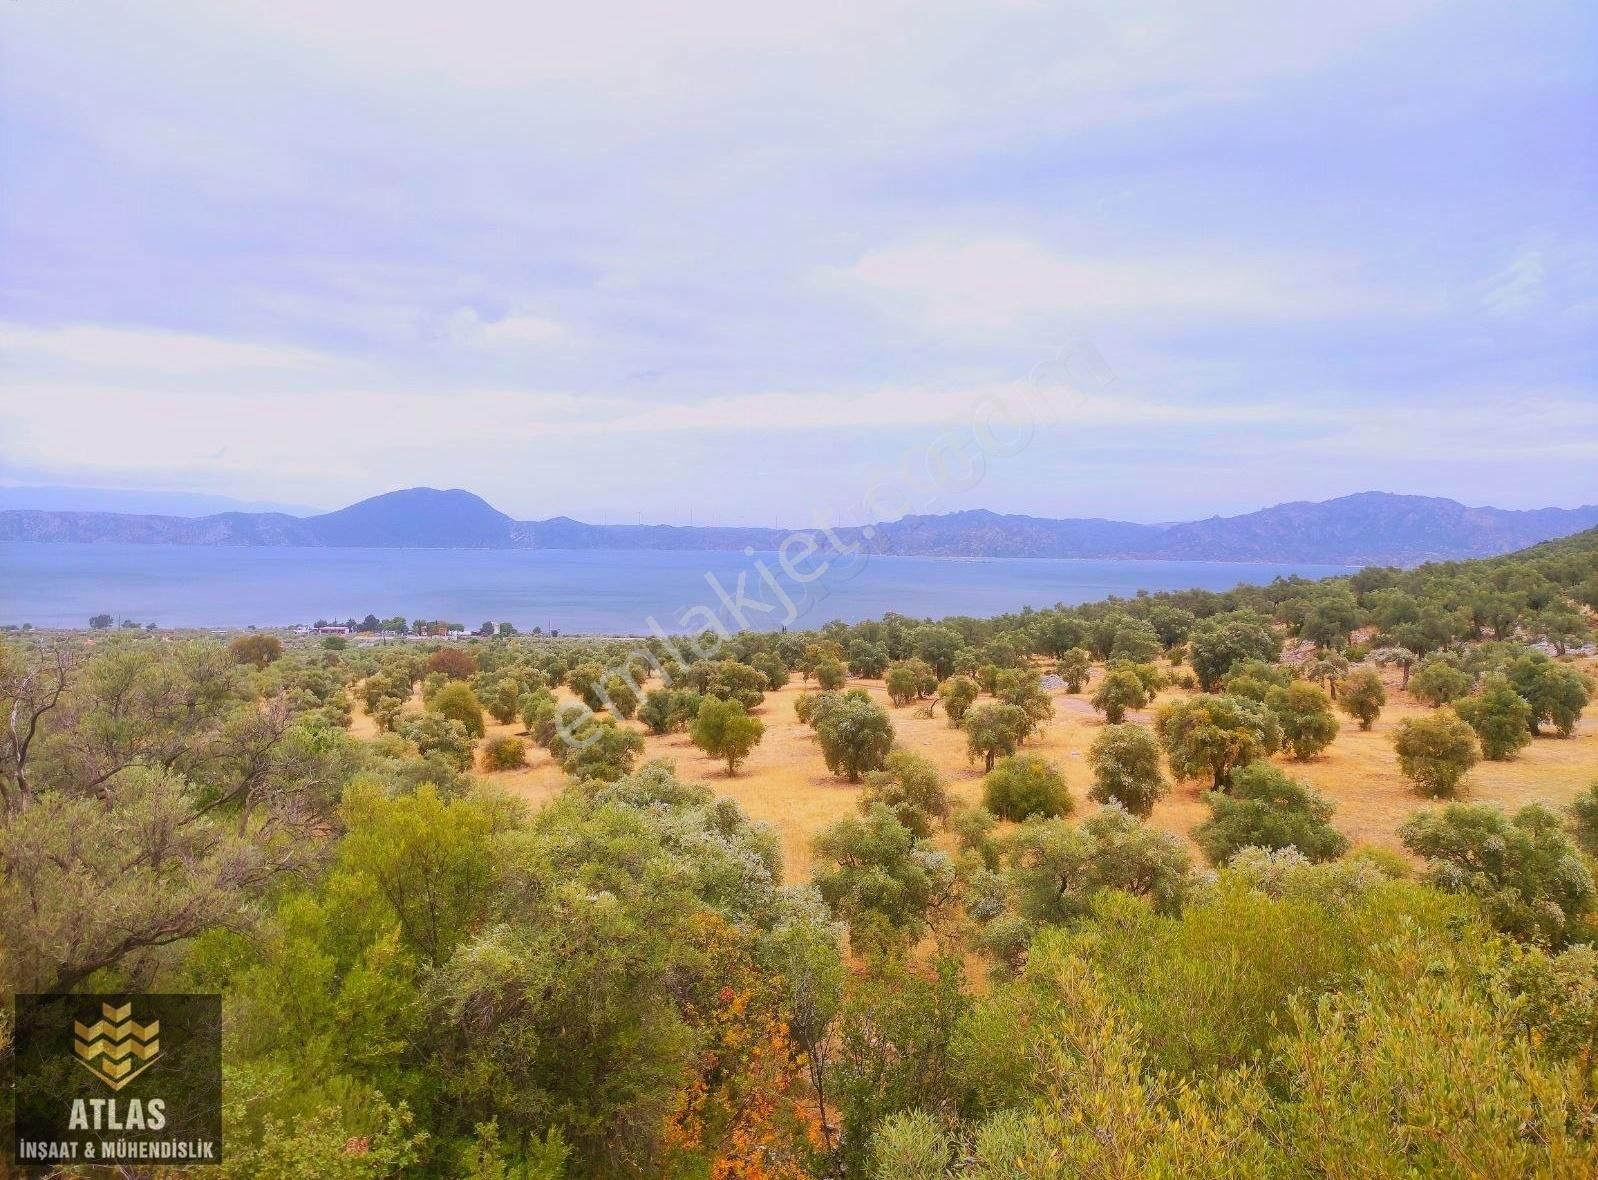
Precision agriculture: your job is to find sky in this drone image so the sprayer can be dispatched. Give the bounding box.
[1,0,1595,526]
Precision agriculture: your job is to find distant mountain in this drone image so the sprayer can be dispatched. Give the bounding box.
[845,495,1598,563]
[2,488,1595,566]
[0,488,514,548]
[866,509,1161,559]
[0,485,322,517]
[309,487,514,548]
[1139,493,1598,564]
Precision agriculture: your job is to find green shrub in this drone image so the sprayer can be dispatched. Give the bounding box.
[1393,710,1480,797]
[1086,723,1167,817]
[481,735,527,771]
[1400,802,1595,947]
[859,750,950,836]
[1455,675,1533,760]
[983,754,1071,821]
[1336,668,1386,730]
[1265,679,1340,760]
[1191,762,1348,866]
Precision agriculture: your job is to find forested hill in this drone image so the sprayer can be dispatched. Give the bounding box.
[2,486,1595,566]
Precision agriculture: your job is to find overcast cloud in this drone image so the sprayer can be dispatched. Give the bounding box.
[1,1,1595,522]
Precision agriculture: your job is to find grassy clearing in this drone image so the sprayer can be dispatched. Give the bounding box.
[361,658,1598,884]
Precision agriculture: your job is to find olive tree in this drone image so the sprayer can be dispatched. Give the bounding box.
[484,676,524,724]
[815,695,895,783]
[1400,802,1595,947]
[913,625,964,679]
[982,754,1072,822]
[481,734,527,770]
[1508,651,1592,737]
[937,676,979,726]
[565,660,607,710]
[1087,723,1167,817]
[0,640,337,993]
[398,712,476,771]
[1154,693,1282,790]
[230,633,283,669]
[1371,646,1419,690]
[1191,762,1348,866]
[844,640,886,679]
[1392,710,1480,797]
[811,805,955,953]
[1302,650,1350,697]
[1455,676,1533,760]
[752,650,791,691]
[1265,680,1340,760]
[1187,613,1280,692]
[1055,648,1092,693]
[1092,662,1151,724]
[1004,805,1193,925]
[813,658,848,691]
[553,714,646,783]
[858,750,950,836]
[431,681,486,738]
[1569,781,1598,859]
[964,702,1031,772]
[1409,656,1472,706]
[689,695,765,775]
[1337,669,1387,731]
[995,667,1054,735]
[885,663,920,706]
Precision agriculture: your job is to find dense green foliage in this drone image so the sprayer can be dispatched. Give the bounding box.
[1155,693,1283,789]
[480,733,527,770]
[962,702,1031,772]
[1456,675,1535,759]
[1400,802,1595,947]
[1091,661,1151,723]
[813,805,954,956]
[1337,667,1387,729]
[1409,653,1472,705]
[1191,762,1349,866]
[1510,650,1594,736]
[1054,647,1091,692]
[1393,710,1482,797]
[936,675,978,725]
[815,695,895,783]
[981,754,1072,822]
[689,695,765,774]
[857,751,950,838]
[1265,679,1340,760]
[1086,723,1167,817]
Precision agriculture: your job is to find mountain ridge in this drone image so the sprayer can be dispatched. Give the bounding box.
[2,487,1596,567]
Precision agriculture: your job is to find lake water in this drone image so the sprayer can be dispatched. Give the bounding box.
[0,543,1356,633]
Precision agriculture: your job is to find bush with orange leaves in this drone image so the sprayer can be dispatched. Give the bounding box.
[661,915,824,1180]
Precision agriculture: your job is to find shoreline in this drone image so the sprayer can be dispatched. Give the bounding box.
[2,538,1381,568]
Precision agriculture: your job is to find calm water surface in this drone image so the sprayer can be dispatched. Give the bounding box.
[0,544,1356,632]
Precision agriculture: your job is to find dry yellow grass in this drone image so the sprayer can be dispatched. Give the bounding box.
[354,659,1598,884]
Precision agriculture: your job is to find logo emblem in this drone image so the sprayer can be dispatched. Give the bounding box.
[72,1001,161,1091]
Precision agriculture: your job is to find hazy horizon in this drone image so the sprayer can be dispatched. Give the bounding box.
[3,1,1595,525]
[6,481,1598,530]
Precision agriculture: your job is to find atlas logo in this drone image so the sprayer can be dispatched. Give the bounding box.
[72,1001,161,1091]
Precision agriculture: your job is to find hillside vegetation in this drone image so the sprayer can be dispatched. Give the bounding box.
[3,528,1597,1176]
